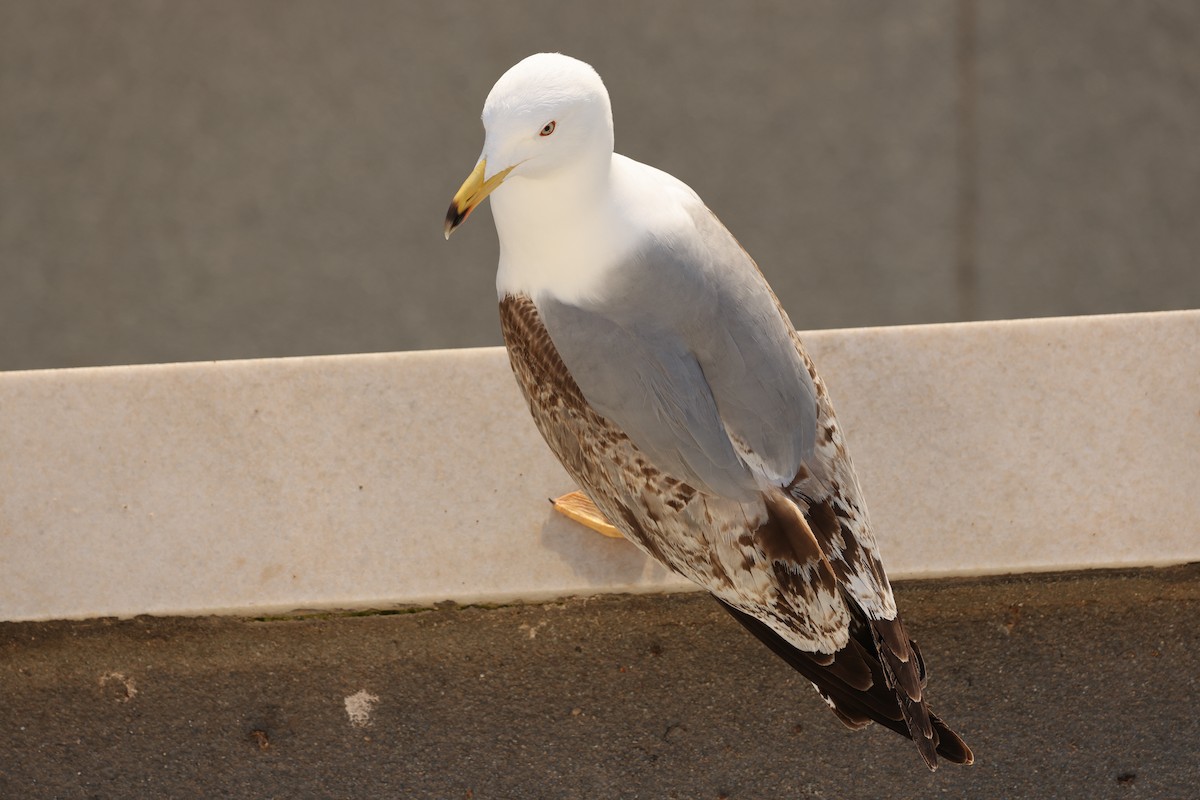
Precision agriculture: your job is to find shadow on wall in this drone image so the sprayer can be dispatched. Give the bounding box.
[538,512,679,592]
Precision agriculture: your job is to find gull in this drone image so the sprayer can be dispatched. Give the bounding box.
[444,52,972,770]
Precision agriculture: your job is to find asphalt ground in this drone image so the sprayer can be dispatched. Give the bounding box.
[2,565,1198,799]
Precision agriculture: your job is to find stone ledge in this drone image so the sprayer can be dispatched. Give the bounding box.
[1,310,1197,622]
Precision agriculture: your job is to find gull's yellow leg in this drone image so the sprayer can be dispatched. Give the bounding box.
[551,491,624,538]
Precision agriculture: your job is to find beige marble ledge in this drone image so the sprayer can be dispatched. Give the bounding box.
[1,310,1197,622]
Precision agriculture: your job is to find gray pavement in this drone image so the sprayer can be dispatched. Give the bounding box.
[3,565,1198,799]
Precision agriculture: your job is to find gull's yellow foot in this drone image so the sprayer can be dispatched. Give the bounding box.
[551,491,624,538]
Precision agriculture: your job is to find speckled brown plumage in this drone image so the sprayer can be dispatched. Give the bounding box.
[499,293,972,769]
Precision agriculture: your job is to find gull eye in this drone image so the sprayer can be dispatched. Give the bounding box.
[539,120,556,137]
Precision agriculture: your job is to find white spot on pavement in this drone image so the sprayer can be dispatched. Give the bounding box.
[99,672,138,703]
[519,620,548,639]
[344,689,380,728]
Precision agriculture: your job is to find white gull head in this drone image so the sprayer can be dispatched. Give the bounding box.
[445,53,671,304]
[481,53,613,186]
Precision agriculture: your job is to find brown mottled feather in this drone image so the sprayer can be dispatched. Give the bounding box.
[499,293,972,770]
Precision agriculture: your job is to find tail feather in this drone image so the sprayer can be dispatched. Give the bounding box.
[716,597,974,770]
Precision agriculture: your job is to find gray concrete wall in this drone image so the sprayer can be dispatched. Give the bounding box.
[2,0,1197,371]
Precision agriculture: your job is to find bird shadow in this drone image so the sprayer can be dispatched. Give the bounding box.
[537,504,677,590]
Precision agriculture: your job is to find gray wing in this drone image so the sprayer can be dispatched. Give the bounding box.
[538,204,817,501]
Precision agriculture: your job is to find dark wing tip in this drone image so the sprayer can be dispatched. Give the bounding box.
[931,712,975,765]
[715,597,974,771]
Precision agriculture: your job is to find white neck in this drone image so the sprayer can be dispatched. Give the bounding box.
[492,154,634,306]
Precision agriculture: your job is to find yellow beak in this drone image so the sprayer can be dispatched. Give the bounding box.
[443,159,514,239]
